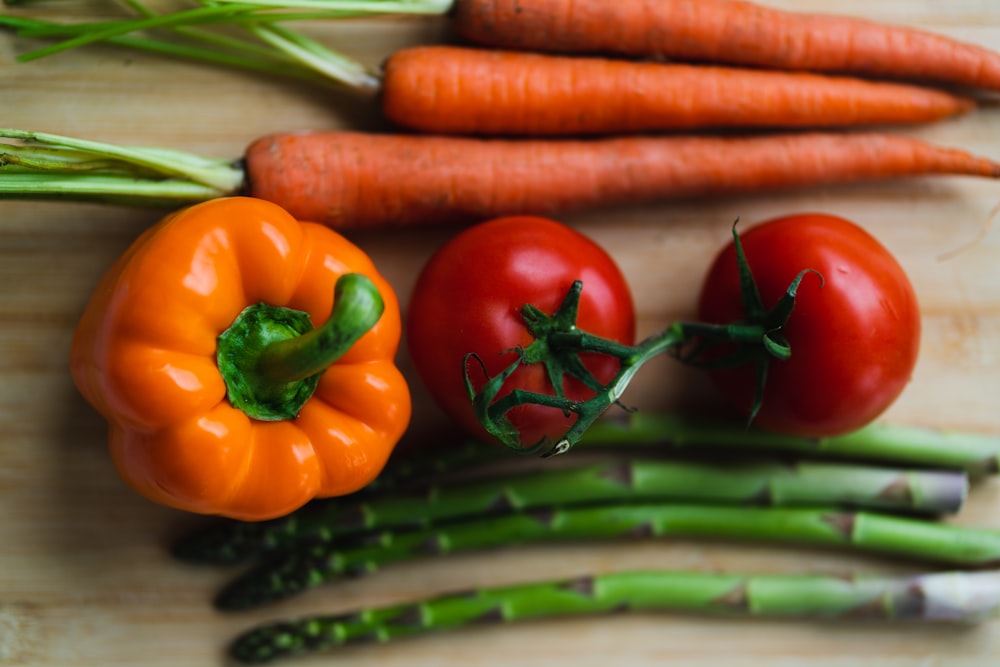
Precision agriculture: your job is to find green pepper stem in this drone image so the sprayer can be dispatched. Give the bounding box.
[216,273,383,421]
[257,273,384,384]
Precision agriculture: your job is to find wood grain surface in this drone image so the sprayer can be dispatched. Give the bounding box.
[2,1,1000,665]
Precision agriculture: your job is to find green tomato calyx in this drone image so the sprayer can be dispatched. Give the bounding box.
[462,221,821,458]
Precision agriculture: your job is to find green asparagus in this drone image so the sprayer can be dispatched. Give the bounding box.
[229,568,1000,663]
[215,502,1000,610]
[173,458,968,564]
[580,413,1000,476]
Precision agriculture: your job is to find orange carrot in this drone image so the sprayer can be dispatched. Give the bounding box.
[4,128,998,225]
[242,131,1000,229]
[6,9,992,134]
[452,0,1000,92]
[379,45,976,136]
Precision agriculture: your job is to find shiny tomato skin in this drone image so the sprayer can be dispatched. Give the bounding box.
[697,213,920,437]
[406,216,636,447]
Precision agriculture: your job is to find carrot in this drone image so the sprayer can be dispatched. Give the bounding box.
[242,131,1000,229]
[4,13,979,137]
[4,128,997,228]
[452,0,1000,92]
[4,9,993,133]
[380,46,976,136]
[9,2,1000,95]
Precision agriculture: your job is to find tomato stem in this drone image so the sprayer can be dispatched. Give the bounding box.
[466,280,695,456]
[466,224,820,456]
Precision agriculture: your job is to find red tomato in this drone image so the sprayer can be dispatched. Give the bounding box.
[697,213,920,437]
[406,216,636,448]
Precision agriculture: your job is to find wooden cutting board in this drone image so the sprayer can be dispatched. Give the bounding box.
[2,1,999,665]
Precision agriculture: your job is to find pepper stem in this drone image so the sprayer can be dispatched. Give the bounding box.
[217,273,384,421]
[258,273,384,383]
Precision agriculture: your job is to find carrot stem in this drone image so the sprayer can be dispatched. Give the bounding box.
[123,0,312,64]
[0,128,243,201]
[204,0,453,14]
[243,20,379,90]
[3,1,379,89]
[0,14,333,84]
[0,174,228,206]
[13,3,262,61]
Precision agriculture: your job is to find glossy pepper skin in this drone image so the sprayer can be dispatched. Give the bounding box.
[70,197,411,521]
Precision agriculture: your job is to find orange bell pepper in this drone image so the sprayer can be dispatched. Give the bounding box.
[70,197,411,521]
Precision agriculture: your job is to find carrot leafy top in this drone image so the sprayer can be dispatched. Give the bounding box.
[0,128,242,205]
[1,0,451,90]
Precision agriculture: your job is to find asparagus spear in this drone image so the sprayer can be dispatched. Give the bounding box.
[215,503,1000,610]
[229,568,1000,663]
[580,413,1000,476]
[173,458,968,564]
[369,439,509,491]
[366,415,1000,484]
[169,437,509,563]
